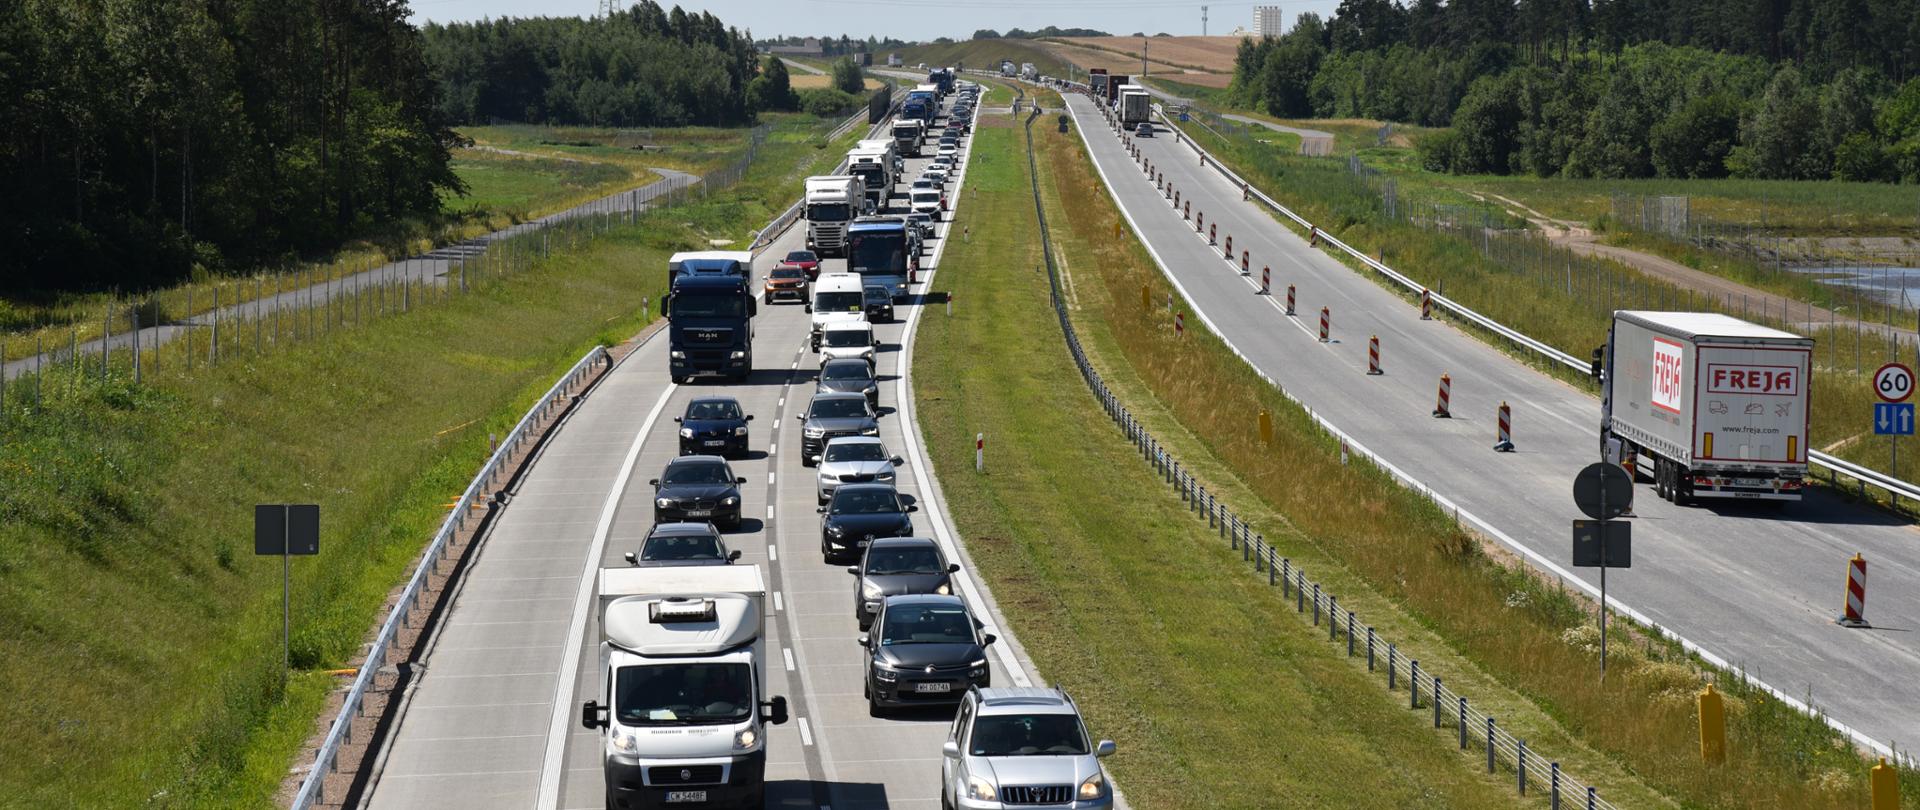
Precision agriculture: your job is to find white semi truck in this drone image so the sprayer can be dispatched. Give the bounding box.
[804,175,863,255]
[1601,311,1812,504]
[580,565,788,810]
[890,117,926,157]
[1118,85,1151,126]
[846,144,895,212]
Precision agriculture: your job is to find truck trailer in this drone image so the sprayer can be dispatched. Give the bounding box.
[580,566,788,810]
[1118,85,1151,125]
[1601,311,1812,503]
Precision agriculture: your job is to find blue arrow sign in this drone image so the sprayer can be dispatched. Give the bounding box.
[1874,403,1914,435]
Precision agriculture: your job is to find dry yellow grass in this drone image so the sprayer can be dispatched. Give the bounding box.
[1058,35,1244,73]
[787,73,833,89]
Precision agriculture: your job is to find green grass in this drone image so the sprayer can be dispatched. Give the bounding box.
[444,149,636,224]
[915,113,1532,810]
[0,107,870,807]
[1100,100,1920,807]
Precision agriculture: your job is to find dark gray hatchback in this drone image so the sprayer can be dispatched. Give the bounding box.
[847,537,959,630]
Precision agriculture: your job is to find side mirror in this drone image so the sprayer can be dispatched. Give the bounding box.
[745,414,755,422]
[736,477,748,484]
[891,456,904,466]
[672,416,683,423]
[846,566,861,576]
[728,549,742,562]
[816,506,827,513]
[580,701,609,730]
[764,695,790,726]
[748,300,759,317]
[942,740,962,759]
[623,552,638,565]
[907,504,919,513]
[947,563,960,573]
[857,634,870,646]
[1096,740,1117,758]
[795,414,805,422]
[983,633,997,646]
[647,478,660,487]
[805,303,813,313]
[809,454,822,464]
[873,339,882,347]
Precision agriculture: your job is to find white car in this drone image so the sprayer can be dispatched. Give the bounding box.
[920,169,948,188]
[915,174,944,193]
[937,144,959,160]
[814,436,903,502]
[910,189,944,221]
[942,687,1116,809]
[818,320,878,368]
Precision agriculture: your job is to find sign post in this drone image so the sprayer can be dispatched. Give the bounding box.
[1572,462,1633,675]
[1875,363,1914,499]
[255,504,320,690]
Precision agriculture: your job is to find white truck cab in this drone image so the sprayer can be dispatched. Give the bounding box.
[580,566,788,810]
[809,273,868,350]
[804,175,863,255]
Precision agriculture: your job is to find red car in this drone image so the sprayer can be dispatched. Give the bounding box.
[783,250,821,280]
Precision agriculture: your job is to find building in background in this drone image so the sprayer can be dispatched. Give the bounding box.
[1253,6,1284,37]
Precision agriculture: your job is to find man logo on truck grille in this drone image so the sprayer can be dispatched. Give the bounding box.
[1651,338,1684,414]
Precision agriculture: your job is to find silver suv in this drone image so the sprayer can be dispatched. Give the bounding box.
[941,687,1115,809]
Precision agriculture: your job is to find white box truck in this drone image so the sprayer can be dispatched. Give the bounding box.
[1118,85,1151,125]
[1601,311,1812,504]
[804,175,862,255]
[580,565,788,810]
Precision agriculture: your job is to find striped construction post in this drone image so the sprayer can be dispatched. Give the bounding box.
[1285,284,1296,315]
[1243,182,1250,201]
[1175,311,1186,337]
[1368,335,1382,375]
[1240,251,1250,275]
[1183,201,1190,220]
[975,434,985,472]
[1495,401,1515,452]
[1318,307,1330,343]
[1839,554,1870,627]
[1434,374,1452,418]
[1261,267,1271,295]
[1208,223,1216,244]
[1309,225,1319,247]
[1224,233,1233,257]
[1421,289,1433,320]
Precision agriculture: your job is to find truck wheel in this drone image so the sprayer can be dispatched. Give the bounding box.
[1673,468,1692,506]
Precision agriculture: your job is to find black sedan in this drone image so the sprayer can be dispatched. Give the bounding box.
[848,537,960,630]
[816,358,880,409]
[624,522,740,567]
[675,396,752,458]
[862,284,894,323]
[817,483,915,563]
[859,594,994,715]
[798,392,880,467]
[650,456,747,529]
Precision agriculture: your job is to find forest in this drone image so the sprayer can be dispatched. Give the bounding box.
[420,3,762,128]
[0,0,464,292]
[1229,0,1920,182]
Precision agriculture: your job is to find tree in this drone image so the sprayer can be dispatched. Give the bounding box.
[761,56,796,111]
[830,57,865,95]
[1729,66,1825,179]
[972,29,1000,39]
[1649,93,1742,178]
[1450,72,1524,173]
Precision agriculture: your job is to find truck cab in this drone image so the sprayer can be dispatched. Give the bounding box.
[847,149,893,212]
[804,175,863,256]
[667,274,756,384]
[581,566,788,810]
[668,251,754,290]
[847,217,917,302]
[891,118,926,157]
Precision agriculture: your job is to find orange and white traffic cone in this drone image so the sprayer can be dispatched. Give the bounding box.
[1260,267,1270,295]
[1318,307,1330,343]
[1433,374,1452,418]
[1839,554,1870,628]
[1367,335,1381,375]
[1495,401,1514,452]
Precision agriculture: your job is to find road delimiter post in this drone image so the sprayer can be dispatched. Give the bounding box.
[1421,288,1433,319]
[1318,307,1330,343]
[1224,233,1232,257]
[1368,335,1382,375]
[1434,374,1452,418]
[975,434,984,472]
[1840,553,1870,627]
[1495,401,1515,452]
[1261,267,1271,294]
[1285,284,1296,315]
[1240,251,1250,275]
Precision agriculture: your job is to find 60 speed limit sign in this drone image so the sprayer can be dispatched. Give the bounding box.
[1875,362,1914,403]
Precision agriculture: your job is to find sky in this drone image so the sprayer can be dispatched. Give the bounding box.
[408,0,1344,40]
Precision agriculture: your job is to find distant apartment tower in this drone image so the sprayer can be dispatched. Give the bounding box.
[1253,6,1284,37]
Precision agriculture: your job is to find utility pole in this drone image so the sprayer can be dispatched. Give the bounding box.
[1142,35,1149,78]
[1201,5,1209,36]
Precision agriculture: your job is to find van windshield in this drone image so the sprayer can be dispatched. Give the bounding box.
[822,330,871,348]
[816,291,863,311]
[616,662,753,726]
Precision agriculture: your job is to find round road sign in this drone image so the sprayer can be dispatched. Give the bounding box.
[1875,363,1913,403]
[1572,462,1634,521]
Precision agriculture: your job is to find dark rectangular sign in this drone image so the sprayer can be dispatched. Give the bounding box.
[1571,520,1630,568]
[254,504,320,556]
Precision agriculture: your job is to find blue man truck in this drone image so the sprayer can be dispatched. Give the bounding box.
[927,67,954,95]
[847,217,917,302]
[903,85,937,123]
[667,273,757,383]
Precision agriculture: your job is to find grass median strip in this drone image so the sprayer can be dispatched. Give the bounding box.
[1061,102,1915,806]
[914,117,1528,809]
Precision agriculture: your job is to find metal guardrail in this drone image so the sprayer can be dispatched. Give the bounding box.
[289,345,611,809]
[1028,91,1621,810]
[1145,104,1920,507]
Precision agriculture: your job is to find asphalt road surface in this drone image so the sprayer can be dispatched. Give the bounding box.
[1063,91,1918,754]
[360,95,1053,810]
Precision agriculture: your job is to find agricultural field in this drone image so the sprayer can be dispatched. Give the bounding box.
[1051,34,1241,73]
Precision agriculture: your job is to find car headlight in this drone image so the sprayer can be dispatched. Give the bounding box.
[827,524,845,537]
[612,729,639,755]
[804,427,826,438]
[873,663,898,682]
[733,728,759,750]
[1079,770,1107,800]
[730,350,747,359]
[862,579,884,599]
[876,470,894,481]
[864,384,878,394]
[678,427,694,438]
[722,495,738,506]
[655,497,673,508]
[860,349,874,360]
[965,775,996,801]
[861,426,879,436]
[670,350,685,359]
[935,582,950,595]
[733,426,749,436]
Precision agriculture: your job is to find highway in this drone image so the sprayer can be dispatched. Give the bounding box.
[360,92,1049,809]
[1062,91,1920,752]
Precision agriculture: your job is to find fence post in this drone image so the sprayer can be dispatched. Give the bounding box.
[1366,627,1375,670]
[1487,717,1496,773]
[1410,660,1421,707]
[1435,678,1445,727]
[1388,645,1397,690]
[1551,763,1560,809]
[1518,739,1528,794]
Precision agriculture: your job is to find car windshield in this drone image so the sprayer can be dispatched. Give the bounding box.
[771,267,805,280]
[912,192,939,204]
[642,533,724,561]
[864,287,889,302]
[662,462,732,485]
[879,603,972,645]
[832,488,900,514]
[823,330,871,348]
[816,291,863,311]
[968,714,1090,756]
[865,546,942,575]
[825,442,887,463]
[786,251,817,263]
[913,180,933,189]
[684,400,740,420]
[615,662,752,726]
[670,291,745,319]
[821,363,871,381]
[810,398,869,419]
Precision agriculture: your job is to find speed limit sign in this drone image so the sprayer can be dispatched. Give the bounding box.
[1875,363,1913,402]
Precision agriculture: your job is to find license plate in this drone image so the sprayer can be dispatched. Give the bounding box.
[665,791,708,803]
[704,440,726,446]
[914,682,952,693]
[685,509,712,517]
[1734,478,1766,487]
